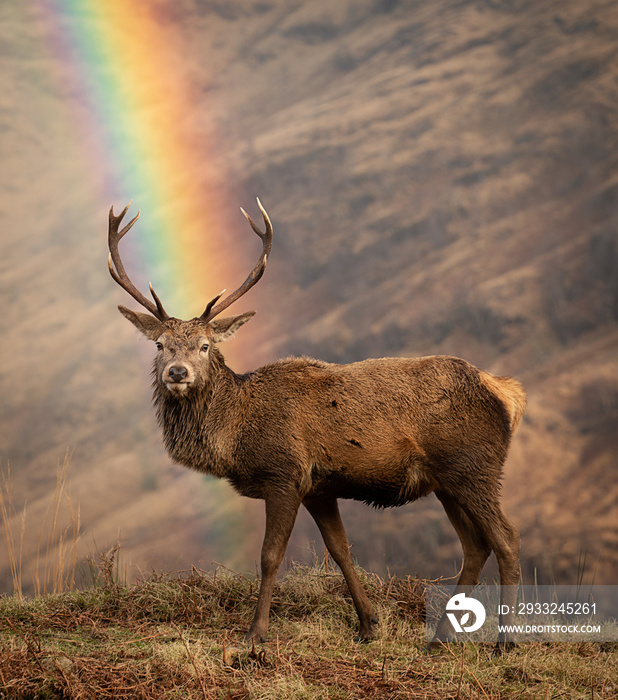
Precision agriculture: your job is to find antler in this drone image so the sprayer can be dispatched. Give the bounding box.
[107,203,170,321]
[200,198,273,322]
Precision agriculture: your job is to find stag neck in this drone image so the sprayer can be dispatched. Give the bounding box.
[208,346,242,387]
[152,344,247,476]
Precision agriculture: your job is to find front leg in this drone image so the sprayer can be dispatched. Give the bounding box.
[303,496,378,642]
[244,490,301,643]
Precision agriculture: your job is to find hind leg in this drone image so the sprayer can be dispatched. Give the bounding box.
[433,488,520,653]
[464,499,520,653]
[430,490,492,646]
[436,490,492,586]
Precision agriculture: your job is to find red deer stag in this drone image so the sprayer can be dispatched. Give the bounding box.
[108,200,525,653]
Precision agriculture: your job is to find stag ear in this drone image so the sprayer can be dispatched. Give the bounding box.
[118,305,166,340]
[209,311,256,343]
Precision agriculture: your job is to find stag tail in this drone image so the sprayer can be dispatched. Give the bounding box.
[481,373,527,434]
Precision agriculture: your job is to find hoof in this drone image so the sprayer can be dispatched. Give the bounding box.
[426,633,457,652]
[492,640,519,657]
[354,616,379,643]
[243,630,266,645]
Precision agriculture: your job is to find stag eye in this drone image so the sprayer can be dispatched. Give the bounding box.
[200,343,209,353]
[155,342,163,351]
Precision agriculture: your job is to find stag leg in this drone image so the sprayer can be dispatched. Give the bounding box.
[431,488,520,654]
[466,500,520,654]
[303,496,378,642]
[430,490,492,646]
[245,491,301,644]
[436,490,493,586]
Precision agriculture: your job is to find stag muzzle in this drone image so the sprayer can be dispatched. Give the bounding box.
[168,366,188,383]
[164,363,193,394]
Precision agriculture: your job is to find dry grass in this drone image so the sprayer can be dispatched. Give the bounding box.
[1,464,616,698]
[1,555,616,699]
[1,453,82,598]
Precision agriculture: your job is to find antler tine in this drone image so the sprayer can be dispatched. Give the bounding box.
[201,289,227,320]
[149,282,169,319]
[108,204,169,321]
[200,198,273,322]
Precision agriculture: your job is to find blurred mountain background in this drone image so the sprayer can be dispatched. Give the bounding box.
[1,0,617,594]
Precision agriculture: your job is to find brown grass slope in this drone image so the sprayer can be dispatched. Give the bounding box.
[1,559,617,699]
[1,0,617,592]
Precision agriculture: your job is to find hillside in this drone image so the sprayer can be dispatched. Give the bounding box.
[1,0,617,593]
[2,561,617,699]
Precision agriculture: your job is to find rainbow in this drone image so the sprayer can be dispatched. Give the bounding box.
[37,0,247,318]
[30,0,272,574]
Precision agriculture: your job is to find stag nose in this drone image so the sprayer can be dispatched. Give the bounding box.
[168,365,188,383]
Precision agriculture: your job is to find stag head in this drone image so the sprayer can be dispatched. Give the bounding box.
[108,199,272,395]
